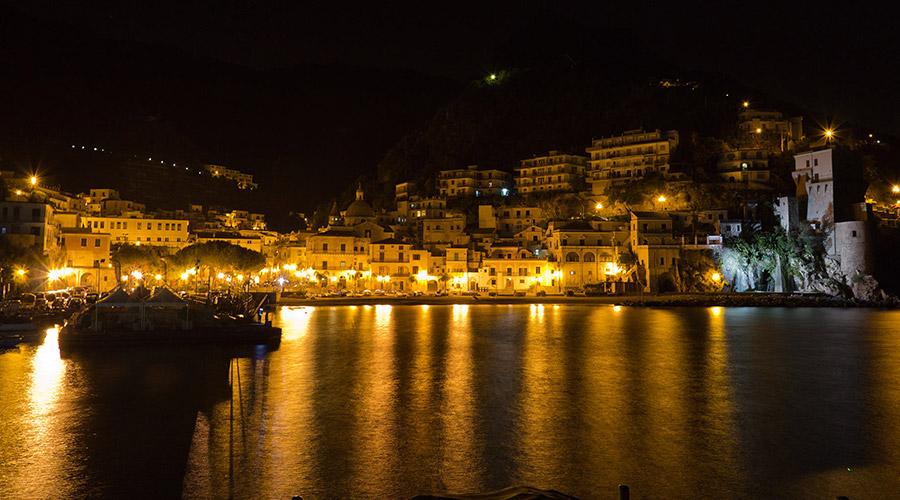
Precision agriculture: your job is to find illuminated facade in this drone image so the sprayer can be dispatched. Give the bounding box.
[204,164,257,190]
[438,166,511,198]
[81,215,189,247]
[515,151,587,194]
[587,129,679,194]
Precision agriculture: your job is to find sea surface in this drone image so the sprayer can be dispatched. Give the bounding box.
[1,305,899,499]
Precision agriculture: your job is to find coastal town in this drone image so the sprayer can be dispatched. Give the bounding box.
[1,100,895,304]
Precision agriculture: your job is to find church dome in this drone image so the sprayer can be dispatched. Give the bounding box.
[345,199,374,218]
[344,183,375,220]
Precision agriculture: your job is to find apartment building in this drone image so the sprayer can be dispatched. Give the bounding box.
[438,165,511,198]
[477,246,555,293]
[546,220,628,289]
[515,151,587,194]
[59,228,117,291]
[586,129,679,194]
[193,230,263,253]
[204,164,257,190]
[0,201,60,255]
[81,215,189,247]
[305,229,370,276]
[717,147,772,188]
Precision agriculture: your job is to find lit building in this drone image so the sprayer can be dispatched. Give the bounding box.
[305,229,370,281]
[445,246,475,291]
[193,230,263,253]
[547,220,629,289]
[716,147,772,188]
[791,147,872,275]
[586,129,679,195]
[422,215,469,245]
[738,107,803,152]
[81,216,189,247]
[515,151,587,194]
[630,212,681,292]
[0,201,60,255]
[394,181,416,202]
[204,164,257,190]
[477,246,555,293]
[369,238,433,291]
[438,165,511,198]
[59,228,117,291]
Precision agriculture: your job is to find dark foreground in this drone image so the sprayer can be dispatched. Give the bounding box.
[2,305,899,499]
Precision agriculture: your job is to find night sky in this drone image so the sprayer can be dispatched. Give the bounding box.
[13,1,898,134]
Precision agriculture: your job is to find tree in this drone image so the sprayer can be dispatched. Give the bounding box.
[171,241,265,274]
[111,244,165,276]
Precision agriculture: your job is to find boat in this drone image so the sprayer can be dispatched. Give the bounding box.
[59,286,281,349]
[0,335,23,350]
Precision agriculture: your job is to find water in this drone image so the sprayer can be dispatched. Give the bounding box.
[1,305,899,499]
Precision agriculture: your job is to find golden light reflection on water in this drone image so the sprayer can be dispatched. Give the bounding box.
[29,327,65,421]
[440,301,480,491]
[8,326,70,498]
[352,303,399,495]
[519,303,566,481]
[529,303,545,322]
[278,306,315,341]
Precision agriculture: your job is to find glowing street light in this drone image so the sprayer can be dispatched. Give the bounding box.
[15,267,27,278]
[892,185,900,194]
[742,100,749,108]
[594,202,603,210]
[14,189,22,196]
[656,195,667,203]
[130,270,143,280]
[29,176,38,186]
[154,274,163,281]
[755,127,762,134]
[824,128,835,141]
[711,272,722,283]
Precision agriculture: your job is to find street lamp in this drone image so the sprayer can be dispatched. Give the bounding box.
[656,195,667,203]
[892,185,900,194]
[29,176,38,187]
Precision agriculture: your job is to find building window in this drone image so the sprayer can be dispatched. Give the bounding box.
[852,230,858,237]
[323,243,329,251]
[81,238,87,247]
[94,239,100,247]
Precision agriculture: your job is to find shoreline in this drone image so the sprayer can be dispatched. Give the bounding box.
[276,293,894,308]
